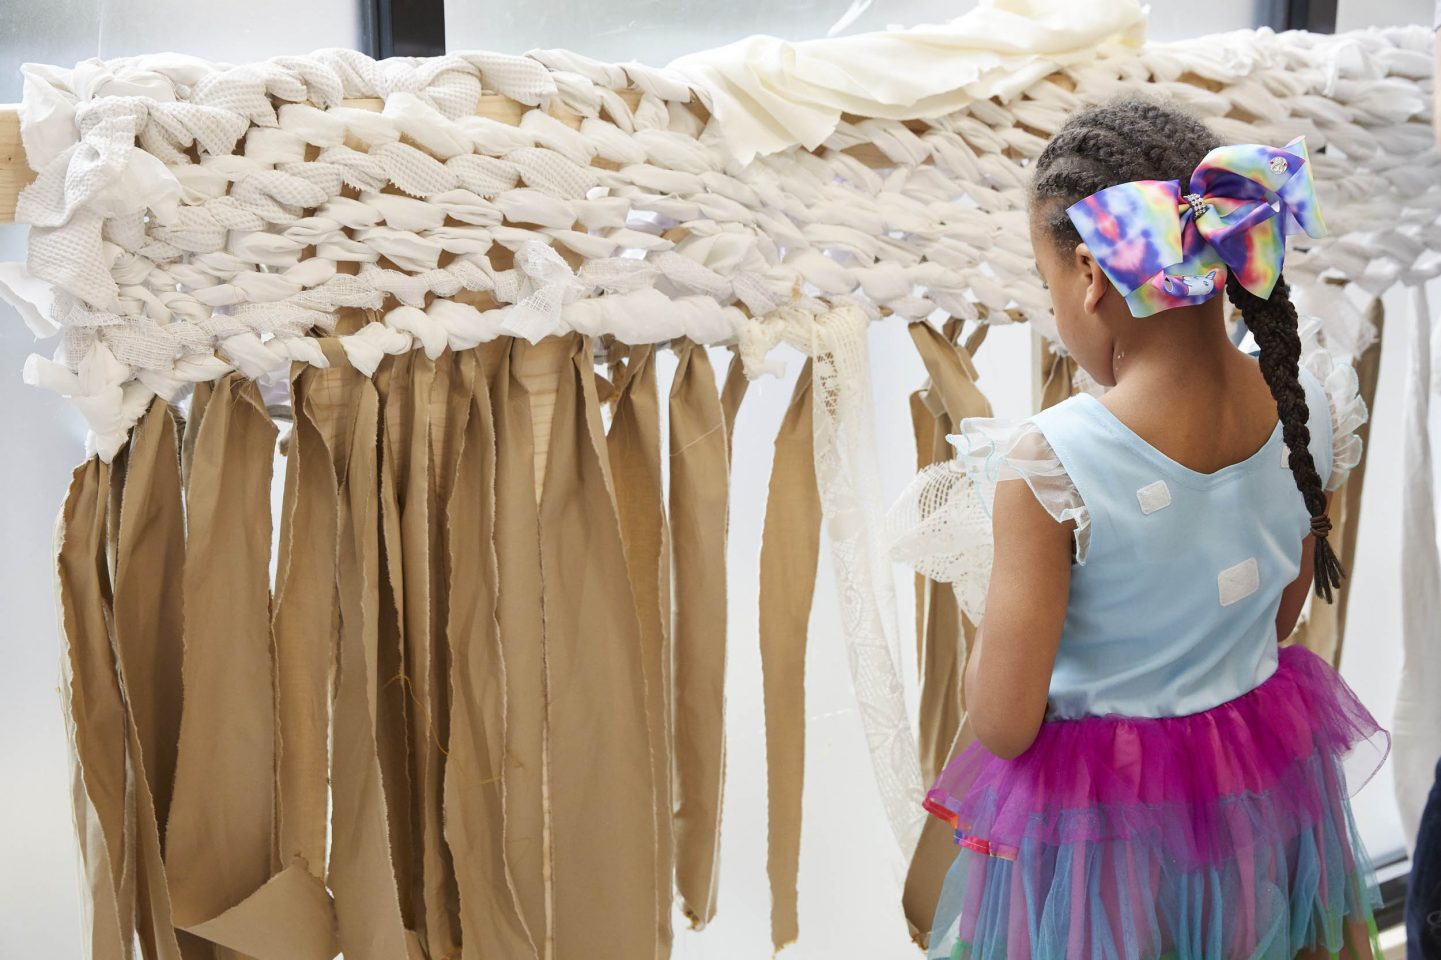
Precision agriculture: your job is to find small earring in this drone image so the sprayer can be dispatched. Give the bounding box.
[1114,350,1125,364]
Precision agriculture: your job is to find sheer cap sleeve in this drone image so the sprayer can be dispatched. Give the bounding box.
[887,416,1090,622]
[950,417,1091,564]
[1299,318,1368,492]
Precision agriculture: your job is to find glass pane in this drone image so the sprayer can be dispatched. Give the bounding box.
[445,0,1261,62]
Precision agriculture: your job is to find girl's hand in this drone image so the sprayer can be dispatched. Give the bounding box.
[961,476,1072,759]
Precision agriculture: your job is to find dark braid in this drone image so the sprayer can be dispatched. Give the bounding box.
[1032,96,1344,601]
[1226,274,1345,600]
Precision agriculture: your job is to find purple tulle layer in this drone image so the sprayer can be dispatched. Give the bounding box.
[924,645,1388,868]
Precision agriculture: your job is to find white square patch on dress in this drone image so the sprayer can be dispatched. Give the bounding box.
[1218,558,1260,607]
[1281,446,1290,468]
[1136,480,1172,515]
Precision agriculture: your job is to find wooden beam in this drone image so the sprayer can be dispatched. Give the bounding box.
[0,109,34,224]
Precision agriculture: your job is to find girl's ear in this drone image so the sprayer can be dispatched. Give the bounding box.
[1075,243,1107,314]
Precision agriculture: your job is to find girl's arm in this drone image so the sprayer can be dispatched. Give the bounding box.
[962,477,1072,759]
[1275,491,1335,641]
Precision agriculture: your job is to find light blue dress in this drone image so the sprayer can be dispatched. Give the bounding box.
[909,352,1386,960]
[1031,367,1330,721]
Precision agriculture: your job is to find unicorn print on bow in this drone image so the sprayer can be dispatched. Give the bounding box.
[1065,137,1327,318]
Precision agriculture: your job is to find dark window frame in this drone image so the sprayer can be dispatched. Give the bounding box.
[361,0,446,59]
[1264,0,1339,31]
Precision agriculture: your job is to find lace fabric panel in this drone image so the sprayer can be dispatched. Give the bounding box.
[809,305,925,852]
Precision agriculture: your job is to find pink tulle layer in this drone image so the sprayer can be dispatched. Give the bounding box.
[924,644,1388,868]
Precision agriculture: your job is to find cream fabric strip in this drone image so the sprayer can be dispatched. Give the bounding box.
[1393,286,1441,851]
[668,0,1147,163]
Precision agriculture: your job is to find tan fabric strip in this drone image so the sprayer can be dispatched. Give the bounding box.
[491,338,552,952]
[540,334,659,959]
[719,346,750,460]
[373,357,419,934]
[164,376,331,957]
[110,403,188,960]
[112,403,186,840]
[906,322,991,788]
[900,324,996,943]
[442,349,539,957]
[56,457,132,960]
[606,343,675,956]
[324,352,412,960]
[757,363,823,951]
[413,354,462,958]
[272,366,340,880]
[669,340,731,930]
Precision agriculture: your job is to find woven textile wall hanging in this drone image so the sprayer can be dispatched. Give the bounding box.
[1,0,1437,955]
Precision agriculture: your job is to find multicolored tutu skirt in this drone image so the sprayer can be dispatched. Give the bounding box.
[925,645,1388,960]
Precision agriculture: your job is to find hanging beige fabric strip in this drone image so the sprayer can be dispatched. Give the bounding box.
[373,357,419,940]
[418,354,463,958]
[757,362,823,951]
[316,347,413,960]
[109,403,187,960]
[56,457,131,960]
[720,346,750,458]
[606,343,675,956]
[669,339,731,929]
[113,403,186,842]
[491,338,553,953]
[907,321,992,786]
[272,365,340,881]
[164,376,337,959]
[442,348,539,958]
[540,334,658,959]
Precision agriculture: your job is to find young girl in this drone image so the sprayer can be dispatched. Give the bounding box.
[903,99,1387,959]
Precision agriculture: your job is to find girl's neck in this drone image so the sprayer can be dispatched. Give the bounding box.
[1109,301,1239,397]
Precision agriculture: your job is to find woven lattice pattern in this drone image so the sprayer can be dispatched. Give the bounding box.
[2,26,1436,459]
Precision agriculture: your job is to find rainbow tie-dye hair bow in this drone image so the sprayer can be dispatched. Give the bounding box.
[1064,136,1327,318]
